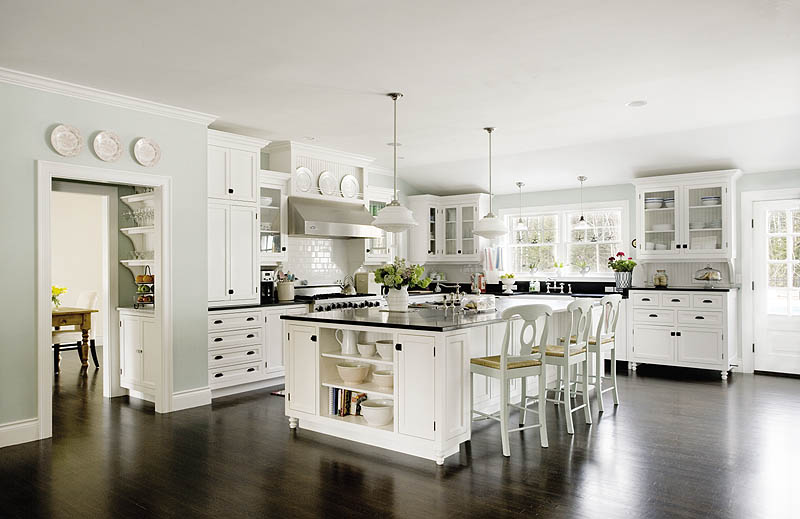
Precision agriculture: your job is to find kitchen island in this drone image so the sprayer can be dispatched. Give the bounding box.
[281,297,581,465]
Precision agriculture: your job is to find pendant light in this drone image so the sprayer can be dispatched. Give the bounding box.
[514,181,526,232]
[372,92,418,232]
[574,175,591,230]
[473,127,508,239]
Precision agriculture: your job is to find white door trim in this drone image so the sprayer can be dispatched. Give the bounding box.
[740,187,800,374]
[37,160,174,441]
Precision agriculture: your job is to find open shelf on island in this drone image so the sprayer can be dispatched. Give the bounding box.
[321,380,393,399]
[321,352,393,366]
[120,225,155,235]
[323,413,393,432]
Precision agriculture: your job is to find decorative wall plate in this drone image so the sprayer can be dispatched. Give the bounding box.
[318,170,337,196]
[133,138,161,167]
[295,167,313,192]
[340,174,359,199]
[93,131,122,162]
[50,124,83,157]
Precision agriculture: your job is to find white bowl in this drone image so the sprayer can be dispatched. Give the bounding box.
[372,370,394,388]
[652,224,674,232]
[655,243,667,250]
[376,340,394,360]
[645,202,663,210]
[701,198,720,206]
[336,363,369,384]
[357,342,376,357]
[645,242,655,250]
[360,399,394,426]
[260,196,273,206]
[664,201,675,208]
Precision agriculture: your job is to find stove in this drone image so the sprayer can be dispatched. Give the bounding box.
[293,285,384,312]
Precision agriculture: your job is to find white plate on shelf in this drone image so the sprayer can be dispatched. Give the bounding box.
[340,174,359,199]
[50,124,83,157]
[133,138,161,167]
[318,170,337,196]
[295,167,313,192]
[93,131,122,162]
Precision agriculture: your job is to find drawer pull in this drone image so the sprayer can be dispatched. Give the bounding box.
[702,299,713,304]
[246,334,255,339]
[694,315,705,320]
[213,320,223,324]
[214,338,223,342]
[246,317,255,321]
[214,373,223,378]
[214,355,223,360]
[246,350,255,355]
[671,298,681,302]
[247,367,256,373]
[642,297,651,302]
[648,314,658,318]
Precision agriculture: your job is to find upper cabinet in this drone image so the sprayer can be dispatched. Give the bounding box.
[408,193,489,264]
[208,130,269,204]
[634,170,741,262]
[362,185,396,265]
[259,170,291,265]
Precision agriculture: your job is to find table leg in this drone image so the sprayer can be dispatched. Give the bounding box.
[80,328,90,367]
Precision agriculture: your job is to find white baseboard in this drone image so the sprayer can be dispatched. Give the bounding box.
[0,418,40,449]
[128,389,155,404]
[211,377,284,400]
[172,386,212,411]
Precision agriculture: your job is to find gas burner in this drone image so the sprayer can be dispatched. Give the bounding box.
[296,293,376,302]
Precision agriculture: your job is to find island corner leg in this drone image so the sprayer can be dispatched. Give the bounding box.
[721,370,728,381]
[288,417,299,429]
[434,456,445,466]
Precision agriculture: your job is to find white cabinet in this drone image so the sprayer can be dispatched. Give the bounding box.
[631,325,675,363]
[264,305,308,376]
[259,170,290,265]
[119,311,161,395]
[208,130,269,204]
[363,188,396,265]
[408,194,488,264]
[286,323,318,416]
[634,170,740,263]
[397,334,435,441]
[676,328,722,366]
[208,202,258,305]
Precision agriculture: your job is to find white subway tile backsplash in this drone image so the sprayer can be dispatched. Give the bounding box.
[281,237,355,285]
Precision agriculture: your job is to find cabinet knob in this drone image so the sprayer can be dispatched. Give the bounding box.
[457,250,462,254]
[682,244,688,249]
[281,247,286,252]
[670,331,675,336]
[228,289,234,294]
[642,297,651,302]
[246,317,255,321]
[228,188,234,194]
[676,331,682,336]
[366,248,371,253]
[395,343,402,351]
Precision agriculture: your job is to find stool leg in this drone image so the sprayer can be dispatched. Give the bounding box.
[596,349,605,413]
[538,372,548,448]
[554,365,562,407]
[611,345,620,405]
[90,339,100,368]
[519,376,527,426]
[53,344,60,374]
[582,357,592,424]
[563,362,574,434]
[469,372,474,422]
[501,378,511,456]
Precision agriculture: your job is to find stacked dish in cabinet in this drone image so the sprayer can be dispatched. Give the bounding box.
[120,189,159,309]
[207,309,264,389]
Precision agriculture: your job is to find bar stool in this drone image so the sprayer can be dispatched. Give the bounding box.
[470,304,552,456]
[537,299,593,434]
[587,294,622,412]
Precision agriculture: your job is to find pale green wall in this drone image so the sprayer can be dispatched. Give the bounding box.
[0,82,209,425]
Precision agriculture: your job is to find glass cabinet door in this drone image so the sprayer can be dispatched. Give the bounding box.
[642,187,680,255]
[368,200,389,258]
[259,185,283,256]
[444,206,458,255]
[428,207,438,256]
[684,185,725,254]
[460,205,476,256]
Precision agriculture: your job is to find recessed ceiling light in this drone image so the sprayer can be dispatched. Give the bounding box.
[386,142,402,147]
[626,100,648,108]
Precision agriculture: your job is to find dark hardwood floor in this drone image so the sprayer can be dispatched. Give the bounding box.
[2,351,798,518]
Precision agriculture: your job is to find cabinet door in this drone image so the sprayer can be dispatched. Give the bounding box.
[228,149,257,203]
[140,318,161,389]
[460,205,477,257]
[398,334,435,440]
[208,203,229,302]
[677,328,722,366]
[639,186,682,257]
[683,184,727,256]
[631,325,674,362]
[207,145,229,200]
[120,316,142,385]
[468,326,490,406]
[228,204,258,301]
[259,182,287,263]
[264,309,284,374]
[365,199,391,264]
[427,206,439,258]
[443,206,459,256]
[287,324,318,415]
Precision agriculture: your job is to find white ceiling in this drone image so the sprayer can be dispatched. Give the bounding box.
[2,0,799,193]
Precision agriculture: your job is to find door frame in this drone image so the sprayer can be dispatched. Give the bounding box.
[740,187,800,374]
[37,160,173,440]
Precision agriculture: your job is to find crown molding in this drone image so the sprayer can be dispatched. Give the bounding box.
[208,129,269,151]
[266,140,375,168]
[0,66,217,125]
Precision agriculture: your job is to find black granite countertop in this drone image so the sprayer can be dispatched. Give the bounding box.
[281,307,508,332]
[629,286,736,292]
[494,291,621,299]
[209,300,309,312]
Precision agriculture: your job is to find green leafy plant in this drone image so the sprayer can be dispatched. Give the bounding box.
[607,251,637,272]
[374,257,431,290]
[573,257,589,268]
[553,260,564,269]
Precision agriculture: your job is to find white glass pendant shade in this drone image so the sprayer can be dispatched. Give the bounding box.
[474,212,508,239]
[513,218,527,231]
[574,215,591,230]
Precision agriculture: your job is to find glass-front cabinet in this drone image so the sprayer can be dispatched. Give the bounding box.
[634,171,738,262]
[460,204,478,257]
[428,206,438,258]
[407,194,488,264]
[259,171,290,264]
[443,206,459,256]
[365,197,393,264]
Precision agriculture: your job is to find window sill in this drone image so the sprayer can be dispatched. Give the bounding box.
[513,274,615,282]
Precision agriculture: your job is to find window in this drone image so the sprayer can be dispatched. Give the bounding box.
[767,208,800,316]
[504,202,628,277]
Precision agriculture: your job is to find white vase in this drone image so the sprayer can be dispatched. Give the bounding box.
[385,285,409,312]
[614,271,632,289]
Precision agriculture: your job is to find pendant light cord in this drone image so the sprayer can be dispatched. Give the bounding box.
[484,127,495,214]
[393,94,398,202]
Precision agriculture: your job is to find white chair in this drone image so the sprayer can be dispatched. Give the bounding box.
[538,298,593,434]
[52,290,99,373]
[470,304,552,456]
[587,294,622,412]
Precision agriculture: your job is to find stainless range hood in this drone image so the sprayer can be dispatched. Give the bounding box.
[288,197,383,239]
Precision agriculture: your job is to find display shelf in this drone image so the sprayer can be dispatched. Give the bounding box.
[689,228,722,232]
[120,259,154,267]
[120,225,155,236]
[321,380,394,399]
[321,352,393,367]
[644,207,675,212]
[645,230,676,234]
[322,413,393,432]
[689,204,722,209]
[120,193,154,204]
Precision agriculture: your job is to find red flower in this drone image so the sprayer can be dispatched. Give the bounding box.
[628,257,632,260]
[608,257,615,261]
[616,251,625,257]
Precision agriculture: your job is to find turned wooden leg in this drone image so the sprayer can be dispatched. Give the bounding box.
[80,328,90,367]
[53,344,60,374]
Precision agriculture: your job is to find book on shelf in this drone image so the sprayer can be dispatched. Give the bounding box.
[329,387,367,417]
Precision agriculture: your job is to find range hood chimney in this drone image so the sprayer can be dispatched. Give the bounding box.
[287,197,383,239]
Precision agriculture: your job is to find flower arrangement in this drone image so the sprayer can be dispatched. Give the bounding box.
[374,257,431,290]
[52,285,67,308]
[607,251,637,272]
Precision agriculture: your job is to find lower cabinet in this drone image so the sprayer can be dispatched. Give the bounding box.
[631,325,674,363]
[286,323,318,416]
[676,328,722,366]
[119,310,161,394]
[397,334,435,441]
[264,305,308,376]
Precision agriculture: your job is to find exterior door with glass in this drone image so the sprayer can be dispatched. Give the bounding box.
[753,200,800,374]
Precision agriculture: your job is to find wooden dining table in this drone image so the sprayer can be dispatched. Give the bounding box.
[52,307,98,368]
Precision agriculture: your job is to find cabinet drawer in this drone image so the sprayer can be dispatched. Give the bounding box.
[209,361,262,388]
[691,294,723,309]
[661,293,690,308]
[632,292,659,307]
[678,310,723,327]
[208,311,261,331]
[208,327,261,349]
[209,345,262,368]
[633,309,675,325]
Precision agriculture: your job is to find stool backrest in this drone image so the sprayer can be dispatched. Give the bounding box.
[566,298,594,348]
[595,294,622,341]
[499,304,553,369]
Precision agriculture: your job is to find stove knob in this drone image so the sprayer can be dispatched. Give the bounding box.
[315,306,322,312]
[325,305,332,311]
[335,303,343,309]
[359,302,365,308]
[347,302,355,308]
